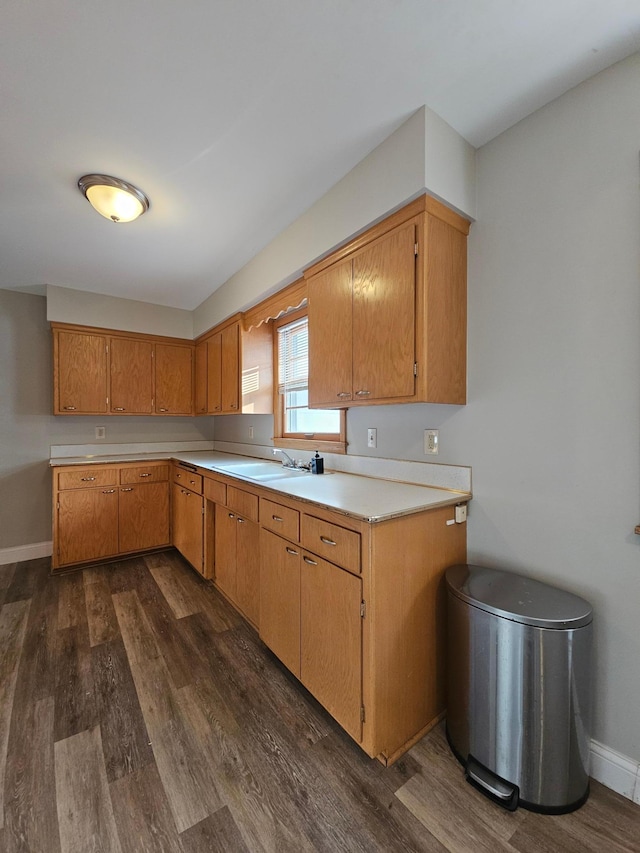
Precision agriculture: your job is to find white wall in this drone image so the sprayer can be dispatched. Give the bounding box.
[456,53,640,760]
[194,106,476,335]
[46,284,194,338]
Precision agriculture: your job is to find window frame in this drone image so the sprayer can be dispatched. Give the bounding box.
[272,307,347,454]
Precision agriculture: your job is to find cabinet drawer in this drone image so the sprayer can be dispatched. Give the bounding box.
[57,467,118,490]
[227,485,258,522]
[204,476,226,505]
[301,514,361,575]
[120,464,169,484]
[260,498,300,542]
[172,467,203,493]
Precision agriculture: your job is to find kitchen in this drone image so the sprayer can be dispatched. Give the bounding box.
[2,2,640,849]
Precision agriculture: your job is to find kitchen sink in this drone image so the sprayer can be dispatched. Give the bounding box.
[220,461,312,481]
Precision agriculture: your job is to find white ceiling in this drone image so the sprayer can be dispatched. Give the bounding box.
[2,1,639,311]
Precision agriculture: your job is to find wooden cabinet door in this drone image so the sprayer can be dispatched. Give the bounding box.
[206,333,222,413]
[214,503,237,601]
[300,552,362,741]
[235,516,260,626]
[259,530,301,678]
[352,223,416,401]
[308,258,353,407]
[172,483,204,573]
[155,343,193,414]
[57,487,118,566]
[110,337,153,414]
[195,340,208,414]
[119,482,169,553]
[221,322,240,413]
[55,330,108,414]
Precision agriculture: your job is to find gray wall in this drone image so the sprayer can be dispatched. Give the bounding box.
[0,289,212,549]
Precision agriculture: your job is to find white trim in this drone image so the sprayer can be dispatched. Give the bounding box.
[0,541,53,566]
[590,739,640,803]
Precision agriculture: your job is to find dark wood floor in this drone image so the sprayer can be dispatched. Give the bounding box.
[0,552,638,853]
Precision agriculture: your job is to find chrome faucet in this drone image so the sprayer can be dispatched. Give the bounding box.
[273,448,296,468]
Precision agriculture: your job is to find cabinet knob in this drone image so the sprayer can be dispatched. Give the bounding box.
[62,405,77,411]
[355,390,371,396]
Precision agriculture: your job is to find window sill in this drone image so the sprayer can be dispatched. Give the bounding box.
[271,437,347,455]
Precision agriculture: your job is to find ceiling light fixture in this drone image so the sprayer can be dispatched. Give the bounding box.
[77,174,150,223]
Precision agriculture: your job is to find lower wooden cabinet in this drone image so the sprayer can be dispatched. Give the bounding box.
[260,528,362,739]
[259,529,301,677]
[171,473,205,575]
[53,461,170,570]
[300,551,362,742]
[214,503,259,625]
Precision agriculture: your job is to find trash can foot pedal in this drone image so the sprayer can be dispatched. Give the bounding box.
[465,755,519,811]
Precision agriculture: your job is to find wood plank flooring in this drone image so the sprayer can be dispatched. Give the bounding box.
[1,552,639,852]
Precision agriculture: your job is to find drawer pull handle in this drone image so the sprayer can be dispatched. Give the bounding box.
[102,489,116,494]
[113,407,126,411]
[189,479,196,485]
[303,556,318,566]
[62,406,77,410]
[336,392,350,398]
[320,536,337,546]
[355,390,371,396]
[237,517,245,524]
[158,407,168,412]
[272,515,284,522]
[228,513,235,519]
[286,547,298,556]
[120,487,133,492]
[80,476,96,482]
[139,473,151,478]
[182,490,190,496]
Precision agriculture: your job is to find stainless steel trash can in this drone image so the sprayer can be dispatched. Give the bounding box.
[445,564,592,813]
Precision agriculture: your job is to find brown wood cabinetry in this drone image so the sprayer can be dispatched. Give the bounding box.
[110,337,154,413]
[259,529,301,677]
[305,194,469,407]
[214,484,260,625]
[194,315,273,416]
[52,323,194,416]
[155,343,194,414]
[54,329,109,414]
[53,461,170,570]
[171,465,205,576]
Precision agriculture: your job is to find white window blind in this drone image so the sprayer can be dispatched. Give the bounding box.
[278,317,308,395]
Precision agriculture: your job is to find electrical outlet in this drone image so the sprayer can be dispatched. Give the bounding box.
[95,426,106,440]
[248,426,254,439]
[367,428,377,449]
[424,429,438,455]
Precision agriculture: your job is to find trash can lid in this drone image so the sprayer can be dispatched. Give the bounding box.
[445,564,592,629]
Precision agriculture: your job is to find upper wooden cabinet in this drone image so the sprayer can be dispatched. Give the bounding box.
[155,343,194,414]
[194,315,272,416]
[305,194,469,407]
[54,329,109,414]
[52,324,194,415]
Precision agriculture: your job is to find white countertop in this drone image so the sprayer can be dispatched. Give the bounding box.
[51,449,471,523]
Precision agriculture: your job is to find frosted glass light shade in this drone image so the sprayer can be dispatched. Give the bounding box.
[78,174,150,222]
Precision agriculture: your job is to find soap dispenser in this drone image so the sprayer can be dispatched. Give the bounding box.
[310,451,324,474]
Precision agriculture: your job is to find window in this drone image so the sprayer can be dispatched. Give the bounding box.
[273,309,346,453]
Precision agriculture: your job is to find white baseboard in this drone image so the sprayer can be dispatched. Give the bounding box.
[0,541,52,566]
[590,739,640,803]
